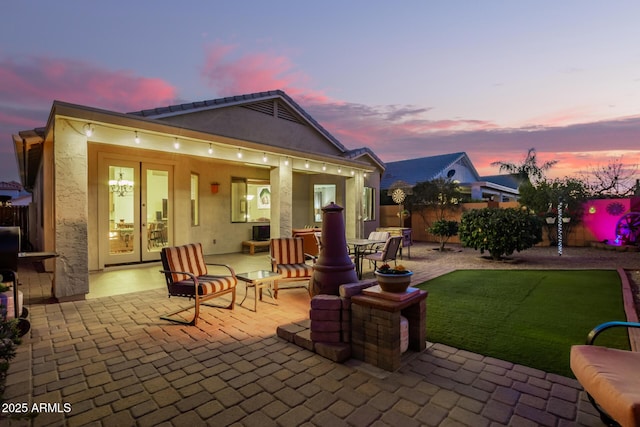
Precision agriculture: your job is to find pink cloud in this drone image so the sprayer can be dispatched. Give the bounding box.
[0,55,177,112]
[0,54,179,182]
[200,42,330,103]
[522,106,596,128]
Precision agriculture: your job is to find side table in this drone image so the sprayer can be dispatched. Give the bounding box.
[237,270,281,312]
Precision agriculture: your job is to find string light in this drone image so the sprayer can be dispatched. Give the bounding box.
[208,143,213,154]
[134,131,140,144]
[322,163,326,171]
[351,170,355,176]
[174,138,180,149]
[83,123,94,137]
[284,157,289,166]
[263,153,268,163]
[305,160,309,169]
[237,149,243,159]
[337,166,342,173]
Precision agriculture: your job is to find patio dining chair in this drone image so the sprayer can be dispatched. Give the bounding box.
[269,237,314,298]
[364,236,402,271]
[363,231,390,254]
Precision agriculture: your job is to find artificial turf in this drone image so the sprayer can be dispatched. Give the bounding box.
[416,269,630,377]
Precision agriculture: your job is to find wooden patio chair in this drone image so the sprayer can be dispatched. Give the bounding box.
[570,321,640,427]
[160,243,237,326]
[269,237,314,298]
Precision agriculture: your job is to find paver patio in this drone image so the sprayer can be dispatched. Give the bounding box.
[5,243,639,426]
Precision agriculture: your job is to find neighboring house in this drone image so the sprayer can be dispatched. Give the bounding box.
[381,152,520,202]
[12,90,385,301]
[0,181,30,206]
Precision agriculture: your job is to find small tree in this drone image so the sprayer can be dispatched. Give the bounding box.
[405,178,462,223]
[459,207,542,260]
[405,178,462,251]
[579,157,639,198]
[491,147,557,184]
[429,220,459,251]
[518,177,589,244]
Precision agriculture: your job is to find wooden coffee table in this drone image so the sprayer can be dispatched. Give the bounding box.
[237,270,281,312]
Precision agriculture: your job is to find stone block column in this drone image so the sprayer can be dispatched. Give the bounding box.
[351,289,428,371]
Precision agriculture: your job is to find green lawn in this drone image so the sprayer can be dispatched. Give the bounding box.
[416,270,630,377]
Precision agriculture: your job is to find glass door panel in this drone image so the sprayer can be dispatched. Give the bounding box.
[142,165,172,261]
[104,162,140,265]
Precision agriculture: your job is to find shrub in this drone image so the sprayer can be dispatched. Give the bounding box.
[428,220,459,251]
[459,207,543,260]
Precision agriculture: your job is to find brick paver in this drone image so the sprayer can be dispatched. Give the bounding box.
[6,243,637,426]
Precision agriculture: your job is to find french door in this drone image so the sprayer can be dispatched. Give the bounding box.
[100,159,173,265]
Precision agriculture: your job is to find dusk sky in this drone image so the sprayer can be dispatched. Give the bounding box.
[2,1,640,183]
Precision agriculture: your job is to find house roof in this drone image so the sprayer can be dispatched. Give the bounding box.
[343,147,385,172]
[381,152,476,189]
[478,173,523,190]
[128,89,385,172]
[0,181,23,191]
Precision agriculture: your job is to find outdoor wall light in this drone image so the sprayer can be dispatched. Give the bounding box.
[83,123,94,137]
[134,131,140,144]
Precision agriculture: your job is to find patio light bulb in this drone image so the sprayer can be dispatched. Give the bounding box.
[263,153,267,163]
[237,149,242,159]
[208,143,213,154]
[338,166,342,173]
[83,123,94,137]
[284,157,289,166]
[322,163,326,171]
[351,170,355,176]
[174,138,180,149]
[305,160,309,169]
[134,131,140,144]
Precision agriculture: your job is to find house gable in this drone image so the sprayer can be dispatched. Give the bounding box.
[128,90,346,157]
[381,152,479,189]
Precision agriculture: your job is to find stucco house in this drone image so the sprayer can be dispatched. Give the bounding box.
[381,152,520,202]
[12,90,385,301]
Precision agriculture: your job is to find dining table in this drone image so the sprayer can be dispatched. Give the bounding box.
[346,238,386,279]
